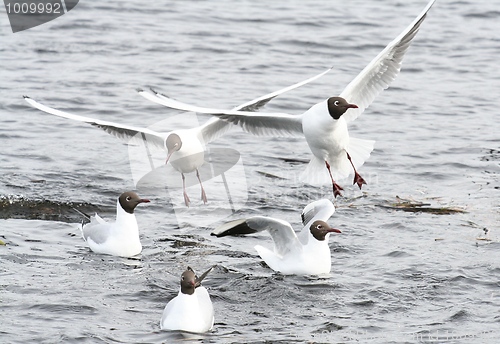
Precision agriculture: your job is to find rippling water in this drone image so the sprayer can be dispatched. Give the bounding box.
[1,0,499,343]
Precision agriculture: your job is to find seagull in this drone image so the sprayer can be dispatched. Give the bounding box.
[23,68,331,206]
[143,0,436,198]
[80,191,150,257]
[212,199,341,275]
[161,266,215,333]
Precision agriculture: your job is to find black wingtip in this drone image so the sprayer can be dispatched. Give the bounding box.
[211,219,259,237]
[210,228,230,238]
[72,207,91,222]
[210,231,230,238]
[149,87,170,99]
[23,95,30,99]
[195,264,216,287]
[136,88,144,93]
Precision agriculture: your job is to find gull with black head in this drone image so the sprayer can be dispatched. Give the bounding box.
[212,199,341,275]
[160,266,215,333]
[80,191,150,257]
[148,0,436,198]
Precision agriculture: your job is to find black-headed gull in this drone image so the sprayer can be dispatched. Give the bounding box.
[24,68,330,206]
[212,199,341,275]
[80,191,150,257]
[144,0,436,198]
[161,266,215,333]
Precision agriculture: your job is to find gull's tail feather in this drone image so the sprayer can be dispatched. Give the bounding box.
[300,156,333,186]
[348,137,375,170]
[300,137,375,185]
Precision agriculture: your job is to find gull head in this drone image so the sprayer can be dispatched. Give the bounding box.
[310,220,341,241]
[180,267,197,295]
[165,133,183,164]
[118,191,150,214]
[327,97,358,120]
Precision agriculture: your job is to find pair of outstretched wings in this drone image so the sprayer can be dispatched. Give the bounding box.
[134,0,436,138]
[24,67,332,147]
[25,0,436,146]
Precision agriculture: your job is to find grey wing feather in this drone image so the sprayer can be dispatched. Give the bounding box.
[141,90,304,137]
[196,68,331,143]
[234,67,332,112]
[300,199,336,227]
[340,0,436,123]
[212,216,301,256]
[24,96,167,149]
[82,223,110,245]
[138,89,233,144]
[198,117,232,145]
[138,68,333,139]
[211,111,304,137]
[138,67,331,115]
[298,199,336,245]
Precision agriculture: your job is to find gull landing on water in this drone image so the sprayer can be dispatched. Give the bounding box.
[212,199,341,275]
[145,0,436,198]
[24,68,330,206]
[80,191,150,257]
[160,266,215,333]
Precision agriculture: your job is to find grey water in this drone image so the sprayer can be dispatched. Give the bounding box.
[1,0,499,343]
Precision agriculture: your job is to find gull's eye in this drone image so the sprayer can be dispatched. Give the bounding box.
[126,196,131,201]
[317,224,323,229]
[334,100,339,106]
[181,276,185,281]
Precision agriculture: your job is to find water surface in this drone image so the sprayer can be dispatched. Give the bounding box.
[1,0,499,342]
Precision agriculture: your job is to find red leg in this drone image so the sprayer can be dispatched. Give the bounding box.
[196,169,208,204]
[181,173,190,207]
[346,152,366,189]
[325,161,343,198]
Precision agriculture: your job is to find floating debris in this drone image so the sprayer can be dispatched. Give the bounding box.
[378,196,466,215]
[256,171,286,180]
[272,156,309,165]
[29,179,46,184]
[476,237,492,242]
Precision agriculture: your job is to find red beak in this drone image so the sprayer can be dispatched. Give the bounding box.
[328,228,342,234]
[346,103,358,109]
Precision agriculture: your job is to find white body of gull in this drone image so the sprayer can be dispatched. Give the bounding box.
[161,266,215,333]
[24,68,331,206]
[212,199,341,275]
[81,191,149,257]
[145,0,436,198]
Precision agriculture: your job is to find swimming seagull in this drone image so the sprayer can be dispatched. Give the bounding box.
[23,68,331,206]
[212,199,341,275]
[144,0,436,198]
[80,191,150,257]
[161,266,215,333]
